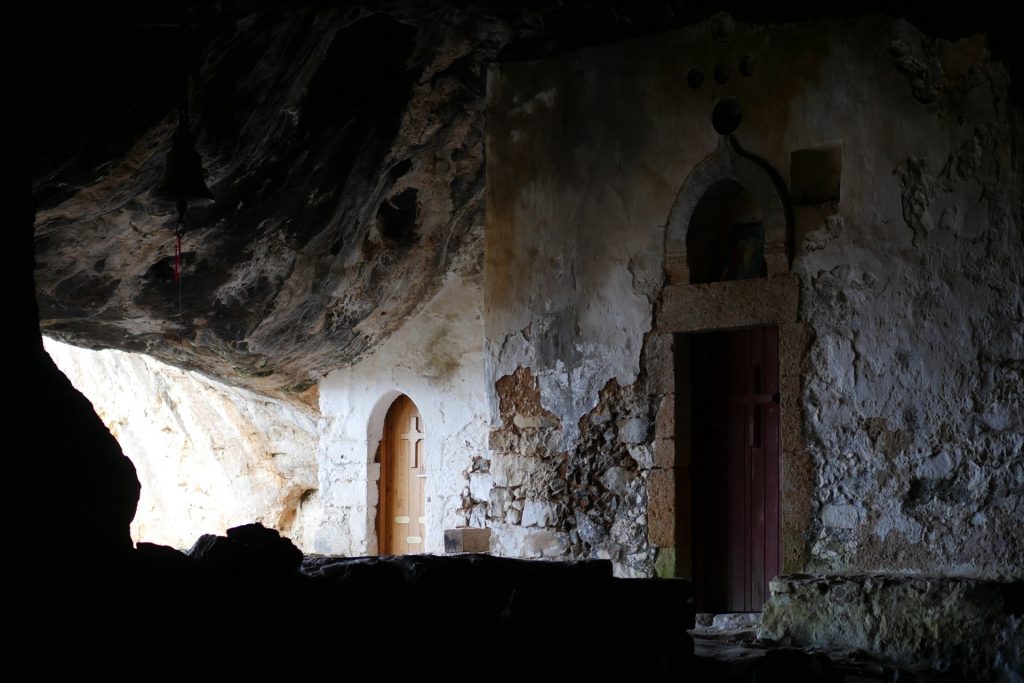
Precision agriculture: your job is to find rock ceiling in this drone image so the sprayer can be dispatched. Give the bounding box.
[29,2,1014,405]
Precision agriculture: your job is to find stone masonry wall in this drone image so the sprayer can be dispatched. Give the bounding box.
[485,366,658,576]
[485,16,1023,578]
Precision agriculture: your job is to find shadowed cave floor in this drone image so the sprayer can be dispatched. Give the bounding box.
[691,628,965,682]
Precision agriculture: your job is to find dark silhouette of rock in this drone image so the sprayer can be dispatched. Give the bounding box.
[20,149,139,567]
[186,523,302,576]
[134,542,197,580]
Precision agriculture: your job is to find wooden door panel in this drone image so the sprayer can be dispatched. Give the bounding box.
[764,402,781,596]
[751,443,766,608]
[727,403,747,611]
[691,327,781,612]
[381,396,425,555]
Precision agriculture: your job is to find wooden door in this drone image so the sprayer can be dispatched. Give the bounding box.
[379,395,426,555]
[691,327,780,612]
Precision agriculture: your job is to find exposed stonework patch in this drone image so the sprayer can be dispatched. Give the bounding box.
[488,368,657,576]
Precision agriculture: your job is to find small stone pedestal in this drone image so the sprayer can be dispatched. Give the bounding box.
[443,527,490,553]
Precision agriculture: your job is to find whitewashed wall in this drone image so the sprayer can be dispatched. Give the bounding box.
[312,272,490,555]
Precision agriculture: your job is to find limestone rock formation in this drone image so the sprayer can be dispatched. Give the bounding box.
[45,338,319,549]
[32,4,504,403]
[41,3,993,404]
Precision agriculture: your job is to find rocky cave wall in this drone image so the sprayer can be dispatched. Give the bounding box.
[485,16,1022,578]
[45,338,319,550]
[315,270,489,555]
[31,4,502,404]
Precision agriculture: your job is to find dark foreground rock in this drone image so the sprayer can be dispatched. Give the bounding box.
[28,538,695,677]
[187,523,303,576]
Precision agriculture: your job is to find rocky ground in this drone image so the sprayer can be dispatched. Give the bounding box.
[692,614,981,682]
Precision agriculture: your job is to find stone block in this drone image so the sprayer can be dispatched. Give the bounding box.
[654,546,677,578]
[488,429,513,451]
[469,472,492,502]
[646,469,676,547]
[443,527,491,554]
[653,438,677,469]
[780,321,812,372]
[627,443,655,469]
[645,332,676,391]
[521,499,555,527]
[469,503,486,528]
[599,466,632,495]
[655,393,675,439]
[619,417,650,444]
[821,503,860,529]
[665,252,689,285]
[513,413,557,429]
[657,277,801,334]
[488,523,570,558]
[488,486,511,518]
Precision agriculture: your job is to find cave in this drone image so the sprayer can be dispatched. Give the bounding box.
[21,1,1022,679]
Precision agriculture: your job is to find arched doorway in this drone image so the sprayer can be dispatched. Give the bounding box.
[689,325,780,612]
[648,138,810,614]
[377,394,426,555]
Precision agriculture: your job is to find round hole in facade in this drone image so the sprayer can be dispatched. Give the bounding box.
[685,178,766,284]
[712,96,742,135]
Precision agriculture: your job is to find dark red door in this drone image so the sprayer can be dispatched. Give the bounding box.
[690,326,780,612]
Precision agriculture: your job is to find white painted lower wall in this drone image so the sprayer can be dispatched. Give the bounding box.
[312,272,490,555]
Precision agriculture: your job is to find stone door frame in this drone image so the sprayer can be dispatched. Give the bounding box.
[646,138,812,581]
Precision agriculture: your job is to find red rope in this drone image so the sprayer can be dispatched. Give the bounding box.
[174,234,182,284]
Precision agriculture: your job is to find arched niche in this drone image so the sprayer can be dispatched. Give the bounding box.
[685,179,765,284]
[665,139,789,285]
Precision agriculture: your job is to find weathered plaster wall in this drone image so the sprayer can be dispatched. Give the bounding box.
[314,272,489,555]
[485,16,1022,578]
[44,338,319,550]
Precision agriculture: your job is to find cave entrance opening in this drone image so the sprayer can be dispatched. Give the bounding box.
[688,326,781,612]
[377,394,426,555]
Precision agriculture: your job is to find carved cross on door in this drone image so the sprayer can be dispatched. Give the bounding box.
[401,416,424,468]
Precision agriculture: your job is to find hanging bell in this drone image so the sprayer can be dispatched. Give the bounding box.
[153,125,214,206]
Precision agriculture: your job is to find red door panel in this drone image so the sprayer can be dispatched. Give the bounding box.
[690,326,781,612]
